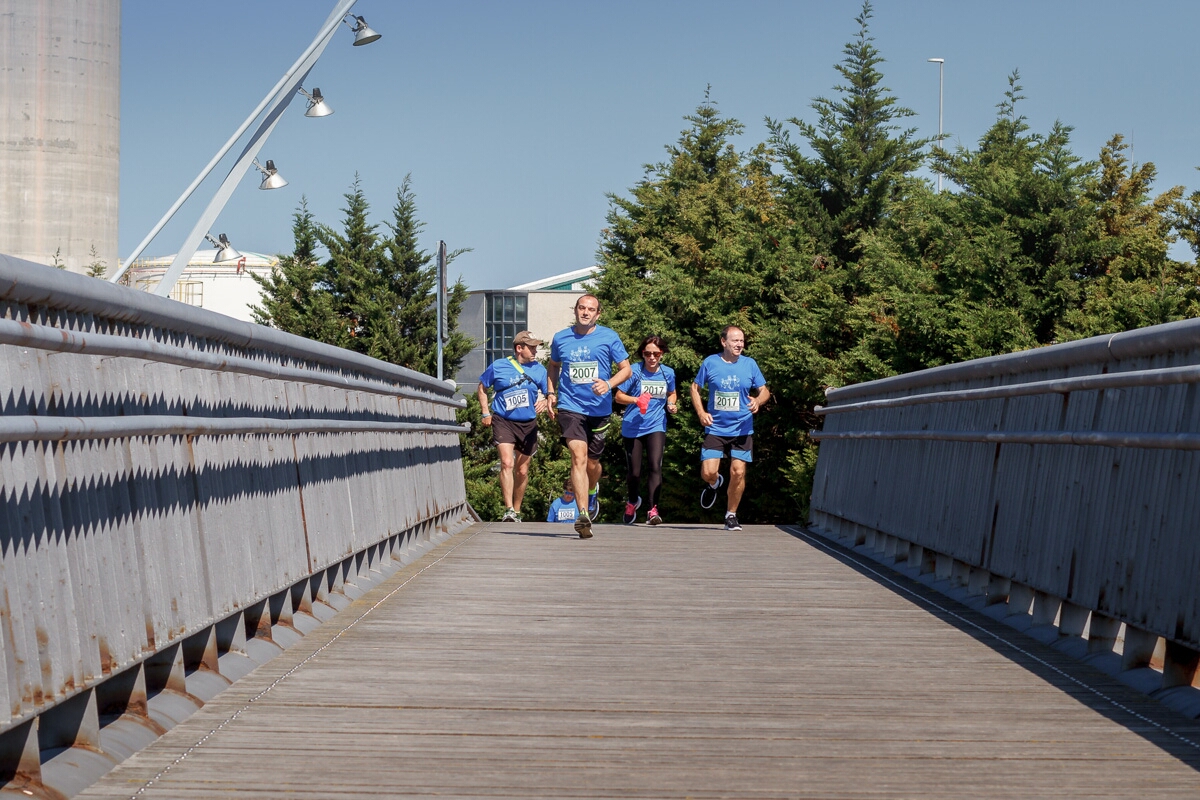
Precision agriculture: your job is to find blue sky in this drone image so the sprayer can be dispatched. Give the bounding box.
[120,1,1200,289]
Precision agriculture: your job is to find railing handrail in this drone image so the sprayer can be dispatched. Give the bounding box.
[0,316,461,407]
[823,317,1200,404]
[815,362,1200,416]
[0,253,460,403]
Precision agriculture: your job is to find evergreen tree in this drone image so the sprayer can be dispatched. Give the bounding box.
[317,174,384,353]
[251,198,345,345]
[768,0,928,267]
[374,175,473,376]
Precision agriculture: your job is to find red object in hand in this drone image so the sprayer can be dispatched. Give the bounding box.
[637,392,651,414]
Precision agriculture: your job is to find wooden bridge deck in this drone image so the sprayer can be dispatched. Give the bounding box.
[79,522,1200,798]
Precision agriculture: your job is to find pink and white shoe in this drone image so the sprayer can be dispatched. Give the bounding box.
[647,506,663,526]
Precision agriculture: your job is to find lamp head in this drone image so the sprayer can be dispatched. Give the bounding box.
[303,86,334,117]
[253,158,288,190]
[212,233,242,263]
[349,15,381,45]
[927,57,944,64]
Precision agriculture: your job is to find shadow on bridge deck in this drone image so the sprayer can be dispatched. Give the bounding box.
[75,522,1200,799]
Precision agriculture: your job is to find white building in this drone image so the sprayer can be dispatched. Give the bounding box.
[456,266,602,389]
[126,249,279,322]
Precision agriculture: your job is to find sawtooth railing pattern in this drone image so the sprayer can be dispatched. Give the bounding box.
[0,254,473,795]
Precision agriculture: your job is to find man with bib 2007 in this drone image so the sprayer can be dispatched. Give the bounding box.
[691,325,770,531]
[477,330,549,523]
[546,294,632,539]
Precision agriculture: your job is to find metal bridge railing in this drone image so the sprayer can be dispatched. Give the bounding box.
[0,254,473,794]
[809,318,1200,705]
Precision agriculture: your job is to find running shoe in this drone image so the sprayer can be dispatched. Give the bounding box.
[501,507,519,523]
[623,497,642,525]
[700,473,724,509]
[575,512,593,539]
[647,506,663,526]
[724,512,742,531]
[588,491,600,517]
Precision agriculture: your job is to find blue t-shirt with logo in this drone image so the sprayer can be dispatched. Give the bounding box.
[547,497,578,523]
[694,354,766,437]
[550,325,629,416]
[618,363,676,438]
[479,357,548,422]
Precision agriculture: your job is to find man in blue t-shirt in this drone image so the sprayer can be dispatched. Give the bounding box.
[477,330,549,523]
[547,293,632,539]
[690,325,770,531]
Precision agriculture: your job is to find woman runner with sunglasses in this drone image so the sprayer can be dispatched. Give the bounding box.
[613,336,677,525]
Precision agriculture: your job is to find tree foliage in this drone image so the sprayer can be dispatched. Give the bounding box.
[589,3,1200,524]
[252,176,472,378]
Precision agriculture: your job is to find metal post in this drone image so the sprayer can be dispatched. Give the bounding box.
[938,60,944,193]
[436,240,447,381]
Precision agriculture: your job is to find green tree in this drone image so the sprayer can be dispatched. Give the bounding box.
[767,0,928,267]
[372,175,473,376]
[251,198,345,344]
[1058,135,1197,338]
[85,245,107,278]
[317,174,385,351]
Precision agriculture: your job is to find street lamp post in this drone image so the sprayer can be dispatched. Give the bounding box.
[927,57,944,192]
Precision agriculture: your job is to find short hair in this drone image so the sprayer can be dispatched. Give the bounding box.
[574,293,601,313]
[721,324,744,340]
[637,335,669,359]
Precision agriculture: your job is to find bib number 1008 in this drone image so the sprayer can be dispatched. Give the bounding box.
[569,361,599,384]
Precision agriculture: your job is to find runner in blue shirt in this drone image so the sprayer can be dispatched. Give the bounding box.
[546,293,632,539]
[614,336,677,525]
[546,480,579,524]
[690,325,770,531]
[477,330,549,523]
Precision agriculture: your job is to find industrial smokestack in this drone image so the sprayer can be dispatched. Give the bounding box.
[0,0,121,274]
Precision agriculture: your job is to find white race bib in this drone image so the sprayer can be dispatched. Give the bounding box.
[569,361,599,384]
[502,391,530,412]
[556,507,576,521]
[714,391,741,412]
[642,380,668,399]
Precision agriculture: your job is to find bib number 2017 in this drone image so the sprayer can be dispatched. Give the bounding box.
[714,391,740,412]
[569,361,599,384]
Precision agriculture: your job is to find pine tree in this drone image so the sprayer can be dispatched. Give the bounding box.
[373,175,474,376]
[251,198,345,344]
[317,175,384,354]
[1058,135,1196,337]
[768,0,927,267]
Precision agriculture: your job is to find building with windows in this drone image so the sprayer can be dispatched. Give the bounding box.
[455,266,601,389]
[125,249,279,322]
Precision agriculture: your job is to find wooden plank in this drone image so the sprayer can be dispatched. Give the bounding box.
[79,523,1200,798]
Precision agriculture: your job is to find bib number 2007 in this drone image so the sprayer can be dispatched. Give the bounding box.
[569,361,599,384]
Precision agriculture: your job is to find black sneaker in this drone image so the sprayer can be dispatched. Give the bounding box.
[700,473,724,509]
[575,513,593,539]
[724,513,742,531]
[623,497,642,525]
